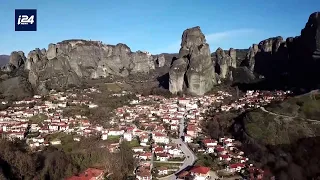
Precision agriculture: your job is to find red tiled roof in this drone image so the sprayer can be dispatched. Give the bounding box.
[229,163,245,169]
[65,168,104,180]
[219,155,229,159]
[216,147,225,152]
[202,139,217,144]
[154,147,164,152]
[190,166,210,174]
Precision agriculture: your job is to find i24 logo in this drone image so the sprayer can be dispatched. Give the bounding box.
[17,15,34,25]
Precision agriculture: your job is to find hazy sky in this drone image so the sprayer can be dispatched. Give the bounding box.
[0,0,319,55]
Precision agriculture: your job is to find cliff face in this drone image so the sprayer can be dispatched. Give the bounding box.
[2,40,159,95]
[169,26,216,95]
[238,12,320,90]
[213,48,237,82]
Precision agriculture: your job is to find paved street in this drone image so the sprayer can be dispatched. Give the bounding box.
[158,115,197,180]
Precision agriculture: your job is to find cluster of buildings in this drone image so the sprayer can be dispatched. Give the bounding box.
[0,88,101,148]
[108,90,290,179]
[0,86,291,179]
[177,137,265,179]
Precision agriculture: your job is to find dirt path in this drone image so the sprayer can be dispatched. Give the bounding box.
[260,107,320,124]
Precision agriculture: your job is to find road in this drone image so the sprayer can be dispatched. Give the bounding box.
[158,114,197,180]
[260,107,320,124]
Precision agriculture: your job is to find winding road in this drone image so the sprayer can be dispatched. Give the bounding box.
[158,115,197,180]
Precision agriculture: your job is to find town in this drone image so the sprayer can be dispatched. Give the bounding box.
[0,87,291,180]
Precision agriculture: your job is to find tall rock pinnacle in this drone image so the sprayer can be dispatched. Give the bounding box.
[169,26,216,95]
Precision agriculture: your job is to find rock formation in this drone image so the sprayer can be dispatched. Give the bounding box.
[0,55,10,66]
[214,48,237,80]
[154,54,166,67]
[238,12,320,89]
[169,58,188,93]
[169,26,216,95]
[20,40,156,93]
[9,51,25,68]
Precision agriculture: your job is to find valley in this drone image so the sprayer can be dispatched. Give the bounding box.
[0,3,319,179]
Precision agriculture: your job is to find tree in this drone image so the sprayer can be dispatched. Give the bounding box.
[106,142,135,180]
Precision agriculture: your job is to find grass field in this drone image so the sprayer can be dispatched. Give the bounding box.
[104,83,122,92]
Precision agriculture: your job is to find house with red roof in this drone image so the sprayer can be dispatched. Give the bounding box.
[156,153,170,161]
[189,166,211,180]
[136,166,152,180]
[202,139,218,147]
[215,146,227,155]
[157,166,168,176]
[227,163,246,173]
[139,152,153,160]
[65,168,104,180]
[152,132,169,144]
[186,125,197,137]
[154,146,164,154]
[219,154,231,162]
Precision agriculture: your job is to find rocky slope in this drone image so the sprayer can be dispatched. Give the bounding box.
[232,105,320,179]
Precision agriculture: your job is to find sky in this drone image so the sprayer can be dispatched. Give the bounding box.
[0,0,319,55]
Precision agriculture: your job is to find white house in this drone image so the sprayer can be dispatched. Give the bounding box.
[189,166,210,180]
[101,133,108,140]
[108,129,124,136]
[123,132,133,141]
[158,167,168,176]
[227,163,246,172]
[153,133,169,144]
[50,139,61,145]
[184,135,193,143]
[156,153,169,161]
[132,147,144,153]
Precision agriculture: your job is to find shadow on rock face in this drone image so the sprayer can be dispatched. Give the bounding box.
[170,57,178,66]
[157,56,180,90]
[157,73,169,89]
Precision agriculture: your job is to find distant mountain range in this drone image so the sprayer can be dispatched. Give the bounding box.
[0,55,9,66]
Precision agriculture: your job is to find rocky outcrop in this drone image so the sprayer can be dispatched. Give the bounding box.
[169,58,188,93]
[8,51,25,69]
[0,55,10,66]
[169,26,216,95]
[238,12,320,89]
[19,40,156,93]
[154,54,166,67]
[214,48,237,80]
